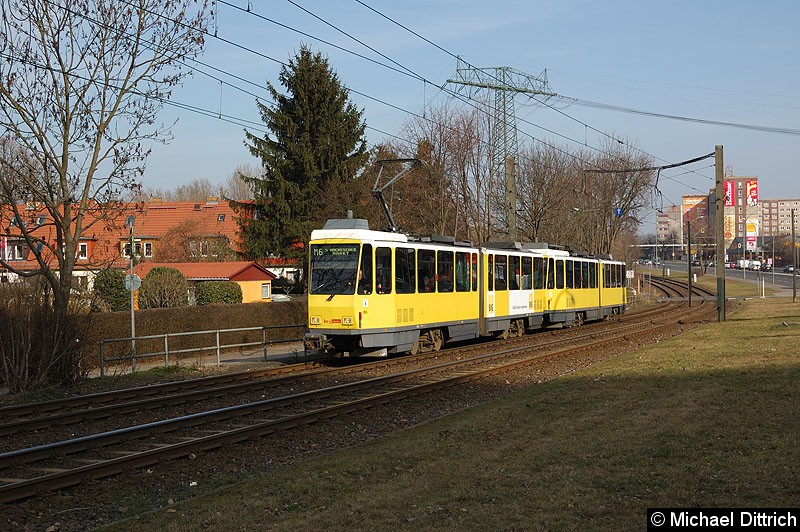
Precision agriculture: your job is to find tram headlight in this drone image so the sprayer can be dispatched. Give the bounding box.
[342,316,354,326]
[310,316,321,325]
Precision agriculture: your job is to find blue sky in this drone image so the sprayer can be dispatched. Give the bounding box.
[145,0,800,225]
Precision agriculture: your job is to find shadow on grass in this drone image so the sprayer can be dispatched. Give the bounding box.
[110,361,800,532]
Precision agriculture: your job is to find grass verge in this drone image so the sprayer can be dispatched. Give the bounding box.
[111,298,800,531]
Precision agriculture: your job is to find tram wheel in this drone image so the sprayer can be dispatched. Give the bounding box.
[410,340,421,355]
[431,329,444,351]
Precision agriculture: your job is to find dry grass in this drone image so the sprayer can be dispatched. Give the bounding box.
[111,297,800,531]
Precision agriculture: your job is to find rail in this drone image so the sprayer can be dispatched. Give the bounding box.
[98,324,306,377]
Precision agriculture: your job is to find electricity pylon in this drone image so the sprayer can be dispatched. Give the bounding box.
[447,58,555,240]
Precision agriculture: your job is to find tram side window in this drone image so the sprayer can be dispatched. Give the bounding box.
[534,257,545,289]
[546,258,554,289]
[395,247,416,294]
[455,252,470,292]
[565,260,574,289]
[437,250,454,292]
[376,247,392,294]
[488,254,494,290]
[358,244,373,295]
[509,255,520,290]
[581,261,590,289]
[556,260,564,289]
[495,255,507,291]
[521,256,532,290]
[589,262,597,289]
[621,265,627,287]
[471,253,478,291]
[418,249,436,292]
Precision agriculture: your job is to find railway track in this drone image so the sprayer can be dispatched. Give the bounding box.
[0,277,711,503]
[0,281,675,439]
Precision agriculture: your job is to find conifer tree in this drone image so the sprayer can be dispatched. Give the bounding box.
[237,46,368,267]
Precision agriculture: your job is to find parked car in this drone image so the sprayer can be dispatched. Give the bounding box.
[783,265,795,273]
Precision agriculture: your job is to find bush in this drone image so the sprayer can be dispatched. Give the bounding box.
[0,281,90,392]
[196,281,242,305]
[92,268,129,312]
[138,267,189,309]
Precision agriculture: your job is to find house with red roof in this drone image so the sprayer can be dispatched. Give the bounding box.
[1,197,257,294]
[134,261,277,303]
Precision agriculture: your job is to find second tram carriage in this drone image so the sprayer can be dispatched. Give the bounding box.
[305,217,627,356]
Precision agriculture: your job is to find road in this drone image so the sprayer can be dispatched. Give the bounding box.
[652,261,799,292]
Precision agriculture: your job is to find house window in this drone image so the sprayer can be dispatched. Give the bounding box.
[217,214,225,222]
[144,242,153,257]
[36,215,46,226]
[122,241,142,258]
[261,283,271,299]
[78,243,88,259]
[5,242,26,261]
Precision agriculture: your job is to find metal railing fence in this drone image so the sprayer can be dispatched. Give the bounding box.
[98,324,305,377]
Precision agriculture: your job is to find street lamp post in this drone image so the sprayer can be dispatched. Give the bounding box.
[793,209,797,303]
[687,220,692,307]
[125,215,136,370]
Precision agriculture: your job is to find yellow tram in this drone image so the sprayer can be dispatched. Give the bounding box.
[305,217,626,356]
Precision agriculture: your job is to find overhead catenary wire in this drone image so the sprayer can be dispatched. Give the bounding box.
[26,0,721,191]
[347,1,717,187]
[564,97,800,136]
[199,1,606,175]
[584,152,716,175]
[82,0,701,183]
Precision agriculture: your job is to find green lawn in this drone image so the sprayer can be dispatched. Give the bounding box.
[110,297,800,531]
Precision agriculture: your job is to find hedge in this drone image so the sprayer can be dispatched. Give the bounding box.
[82,298,307,370]
[196,281,242,305]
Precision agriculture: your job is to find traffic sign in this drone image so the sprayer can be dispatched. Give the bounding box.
[125,274,141,291]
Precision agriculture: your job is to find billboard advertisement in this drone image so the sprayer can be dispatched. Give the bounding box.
[682,195,708,220]
[746,180,758,206]
[724,180,734,207]
[746,219,758,251]
[723,215,735,240]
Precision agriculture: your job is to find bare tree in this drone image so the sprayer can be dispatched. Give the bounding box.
[0,0,210,387]
[146,178,221,202]
[155,219,237,262]
[391,103,493,241]
[516,143,582,245]
[141,167,256,203]
[226,165,258,201]
[447,107,494,243]
[578,139,656,255]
